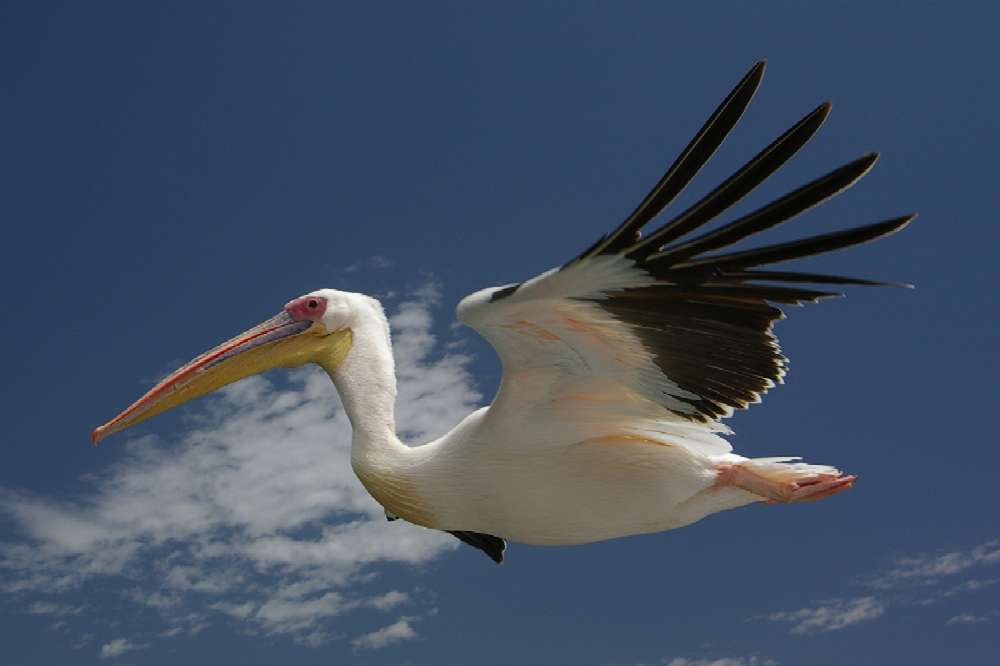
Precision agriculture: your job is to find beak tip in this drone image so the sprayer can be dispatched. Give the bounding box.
[91,427,104,447]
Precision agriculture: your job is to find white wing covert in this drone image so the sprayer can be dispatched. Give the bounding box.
[458,61,912,450]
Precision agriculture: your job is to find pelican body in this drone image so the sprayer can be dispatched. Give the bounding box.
[94,62,911,563]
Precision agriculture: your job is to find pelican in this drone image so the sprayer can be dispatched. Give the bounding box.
[93,62,912,564]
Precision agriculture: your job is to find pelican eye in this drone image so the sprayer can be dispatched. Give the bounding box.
[307,299,318,309]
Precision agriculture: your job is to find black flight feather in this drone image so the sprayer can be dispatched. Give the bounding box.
[628,101,833,258]
[670,215,914,273]
[553,65,913,422]
[647,152,879,266]
[580,60,767,259]
[447,530,507,564]
[718,270,901,287]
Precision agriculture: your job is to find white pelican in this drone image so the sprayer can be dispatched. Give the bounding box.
[93,62,912,564]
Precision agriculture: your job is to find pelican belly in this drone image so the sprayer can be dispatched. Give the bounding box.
[430,435,759,545]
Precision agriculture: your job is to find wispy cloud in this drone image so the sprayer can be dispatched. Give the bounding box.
[862,540,1000,609]
[28,601,85,616]
[344,254,394,273]
[0,284,482,648]
[942,577,1000,597]
[758,596,884,635]
[750,539,1000,637]
[664,657,778,666]
[946,613,988,625]
[368,590,409,611]
[351,616,417,650]
[870,540,1000,589]
[99,638,148,659]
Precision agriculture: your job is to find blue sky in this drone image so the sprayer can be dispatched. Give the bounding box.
[2,2,998,664]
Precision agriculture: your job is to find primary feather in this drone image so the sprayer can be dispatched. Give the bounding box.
[472,60,911,426]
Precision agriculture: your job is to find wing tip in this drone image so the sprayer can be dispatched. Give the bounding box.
[877,212,917,237]
[814,100,833,121]
[742,59,767,99]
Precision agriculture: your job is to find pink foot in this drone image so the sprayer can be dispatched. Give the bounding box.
[715,463,856,504]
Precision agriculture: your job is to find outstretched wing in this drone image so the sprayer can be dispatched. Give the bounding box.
[458,61,911,443]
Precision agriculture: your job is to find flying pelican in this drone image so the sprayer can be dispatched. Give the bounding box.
[93,62,912,564]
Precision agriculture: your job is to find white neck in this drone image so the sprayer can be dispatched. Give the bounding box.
[321,295,438,526]
[322,296,407,465]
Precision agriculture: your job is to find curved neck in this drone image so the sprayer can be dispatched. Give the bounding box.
[317,296,437,526]
[319,296,404,460]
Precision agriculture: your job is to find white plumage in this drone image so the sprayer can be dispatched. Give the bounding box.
[94,62,911,563]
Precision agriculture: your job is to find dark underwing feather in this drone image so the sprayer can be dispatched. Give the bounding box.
[627,101,833,257]
[719,270,903,287]
[670,216,913,273]
[646,152,878,265]
[557,62,912,422]
[490,284,521,302]
[448,530,507,564]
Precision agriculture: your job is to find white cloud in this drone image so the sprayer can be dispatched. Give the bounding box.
[369,255,393,270]
[870,540,1000,589]
[351,616,417,650]
[760,596,884,634]
[944,577,1000,596]
[0,284,482,646]
[368,590,409,610]
[344,254,394,273]
[28,601,84,616]
[664,657,777,666]
[946,613,988,625]
[99,638,147,659]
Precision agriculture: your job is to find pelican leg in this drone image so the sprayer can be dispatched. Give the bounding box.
[714,463,856,504]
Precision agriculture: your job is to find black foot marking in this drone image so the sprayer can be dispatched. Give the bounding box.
[448,530,507,564]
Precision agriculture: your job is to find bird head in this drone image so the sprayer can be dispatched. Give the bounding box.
[91,289,354,445]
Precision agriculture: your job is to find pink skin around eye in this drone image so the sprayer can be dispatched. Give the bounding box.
[284,295,328,322]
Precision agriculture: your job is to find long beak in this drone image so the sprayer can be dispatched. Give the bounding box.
[92,312,352,445]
